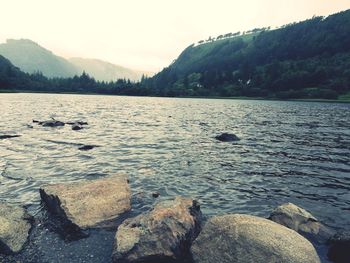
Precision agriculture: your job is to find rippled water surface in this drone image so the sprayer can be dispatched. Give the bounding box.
[1,93,349,229]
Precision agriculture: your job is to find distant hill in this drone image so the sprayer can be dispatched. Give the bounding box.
[0,39,79,78]
[69,57,153,82]
[148,9,350,99]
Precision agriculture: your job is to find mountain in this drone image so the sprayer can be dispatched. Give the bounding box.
[148,9,350,99]
[0,39,153,81]
[0,39,79,78]
[69,57,153,82]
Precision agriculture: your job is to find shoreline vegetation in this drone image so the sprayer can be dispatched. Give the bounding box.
[1,89,350,103]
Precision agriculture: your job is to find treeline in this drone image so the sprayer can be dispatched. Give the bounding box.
[0,55,151,95]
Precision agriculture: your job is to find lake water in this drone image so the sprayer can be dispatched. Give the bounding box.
[0,93,349,231]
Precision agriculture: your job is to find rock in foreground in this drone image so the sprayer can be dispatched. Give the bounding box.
[40,174,131,232]
[113,197,202,263]
[215,133,240,142]
[191,214,320,263]
[0,203,32,254]
[269,203,334,243]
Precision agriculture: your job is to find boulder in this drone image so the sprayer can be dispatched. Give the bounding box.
[215,133,240,142]
[328,231,350,263]
[112,197,202,263]
[40,174,131,232]
[269,203,334,243]
[191,214,320,263]
[0,203,32,254]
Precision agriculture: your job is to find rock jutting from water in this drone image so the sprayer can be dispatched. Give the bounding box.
[33,119,88,128]
[269,202,335,243]
[66,121,88,126]
[112,196,202,263]
[33,119,65,127]
[0,203,33,255]
[215,132,240,142]
[78,145,99,151]
[71,123,83,131]
[328,231,350,263]
[40,174,131,237]
[0,135,21,140]
[191,214,320,263]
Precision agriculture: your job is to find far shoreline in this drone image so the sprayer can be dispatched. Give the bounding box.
[1,89,350,104]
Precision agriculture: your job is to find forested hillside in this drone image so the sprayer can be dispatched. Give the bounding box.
[146,10,350,99]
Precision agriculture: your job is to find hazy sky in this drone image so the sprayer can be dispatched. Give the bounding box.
[1,0,349,72]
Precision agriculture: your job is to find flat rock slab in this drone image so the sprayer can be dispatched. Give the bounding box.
[0,203,32,254]
[40,174,131,230]
[113,196,202,263]
[191,214,320,263]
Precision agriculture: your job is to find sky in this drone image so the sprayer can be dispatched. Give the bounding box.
[1,0,349,72]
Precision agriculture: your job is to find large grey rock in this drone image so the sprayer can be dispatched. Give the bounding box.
[269,203,334,242]
[191,214,320,263]
[40,174,131,231]
[112,196,202,263]
[0,203,32,254]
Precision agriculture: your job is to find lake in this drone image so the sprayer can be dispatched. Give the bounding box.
[0,93,349,232]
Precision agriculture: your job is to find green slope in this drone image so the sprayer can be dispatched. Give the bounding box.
[149,9,350,99]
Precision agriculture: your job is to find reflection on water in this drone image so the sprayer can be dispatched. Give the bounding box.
[0,93,349,229]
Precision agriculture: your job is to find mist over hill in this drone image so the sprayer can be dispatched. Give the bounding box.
[69,57,153,82]
[0,39,151,81]
[0,39,78,78]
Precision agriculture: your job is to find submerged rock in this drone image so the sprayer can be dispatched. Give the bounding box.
[0,135,21,140]
[328,231,350,263]
[191,214,320,263]
[40,174,131,235]
[112,197,202,263]
[152,192,160,198]
[0,203,33,254]
[269,203,334,243]
[215,133,240,142]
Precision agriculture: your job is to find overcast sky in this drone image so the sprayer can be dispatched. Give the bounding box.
[1,0,349,72]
